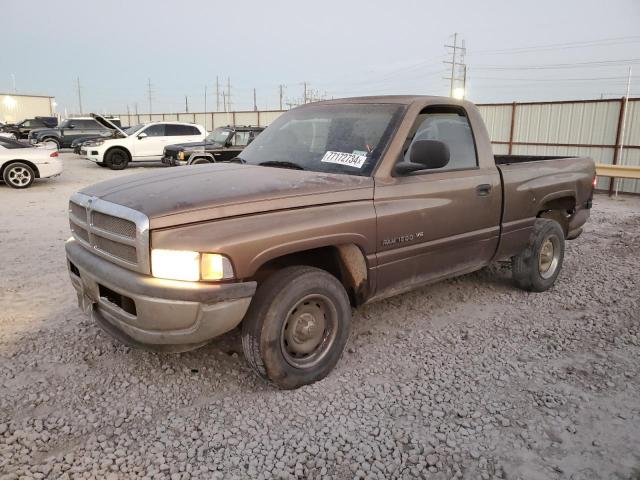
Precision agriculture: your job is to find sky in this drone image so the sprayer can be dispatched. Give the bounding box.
[2,0,639,115]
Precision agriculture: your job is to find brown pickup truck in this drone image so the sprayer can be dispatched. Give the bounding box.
[65,96,595,388]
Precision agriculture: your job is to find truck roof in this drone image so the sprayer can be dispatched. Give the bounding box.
[310,95,467,106]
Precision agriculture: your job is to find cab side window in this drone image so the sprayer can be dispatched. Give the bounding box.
[403,110,478,171]
[142,124,166,137]
[232,131,250,147]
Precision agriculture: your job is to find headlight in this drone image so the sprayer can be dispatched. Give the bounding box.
[85,139,104,147]
[178,151,185,160]
[151,249,234,281]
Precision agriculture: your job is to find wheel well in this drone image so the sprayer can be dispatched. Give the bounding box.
[1,159,40,178]
[41,136,59,143]
[249,244,369,306]
[537,196,575,237]
[105,146,131,161]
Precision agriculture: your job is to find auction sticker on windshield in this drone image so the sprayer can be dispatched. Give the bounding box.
[321,151,367,169]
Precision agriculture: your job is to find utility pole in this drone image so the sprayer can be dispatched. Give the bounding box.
[185,95,189,113]
[279,85,284,110]
[216,76,220,112]
[76,76,83,114]
[204,85,207,131]
[147,78,152,115]
[303,82,308,104]
[444,33,466,97]
[253,88,257,111]
[226,77,231,112]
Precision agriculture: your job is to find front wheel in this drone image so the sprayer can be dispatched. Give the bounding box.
[512,218,565,292]
[242,266,352,389]
[104,148,129,170]
[3,162,35,189]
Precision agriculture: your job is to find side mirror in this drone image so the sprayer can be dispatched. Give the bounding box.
[137,132,148,139]
[67,124,76,129]
[395,140,450,175]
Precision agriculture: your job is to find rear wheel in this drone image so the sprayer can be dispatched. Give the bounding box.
[104,148,129,170]
[241,266,351,389]
[512,218,565,292]
[3,162,35,189]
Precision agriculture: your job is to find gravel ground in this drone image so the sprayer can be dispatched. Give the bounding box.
[0,153,639,480]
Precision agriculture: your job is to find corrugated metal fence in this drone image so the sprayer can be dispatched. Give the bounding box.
[113,97,640,194]
[476,98,640,194]
[116,110,284,132]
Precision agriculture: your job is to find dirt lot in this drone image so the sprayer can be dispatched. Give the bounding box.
[0,152,639,480]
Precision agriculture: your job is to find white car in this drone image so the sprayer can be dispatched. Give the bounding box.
[81,115,206,170]
[0,137,63,189]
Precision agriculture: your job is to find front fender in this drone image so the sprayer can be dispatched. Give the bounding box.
[150,201,378,279]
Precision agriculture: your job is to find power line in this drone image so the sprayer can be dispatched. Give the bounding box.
[473,58,640,71]
[469,35,640,56]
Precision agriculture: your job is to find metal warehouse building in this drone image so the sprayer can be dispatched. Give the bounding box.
[0,93,56,124]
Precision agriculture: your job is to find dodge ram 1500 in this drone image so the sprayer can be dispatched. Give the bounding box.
[65,96,595,388]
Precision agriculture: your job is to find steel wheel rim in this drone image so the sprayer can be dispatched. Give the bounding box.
[7,166,31,186]
[539,235,560,279]
[280,294,338,369]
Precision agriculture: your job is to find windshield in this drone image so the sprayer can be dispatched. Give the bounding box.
[206,127,232,144]
[238,104,403,176]
[124,124,143,135]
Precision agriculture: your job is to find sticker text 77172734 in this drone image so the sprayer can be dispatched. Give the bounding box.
[320,151,367,169]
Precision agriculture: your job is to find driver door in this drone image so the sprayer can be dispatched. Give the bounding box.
[373,107,502,298]
[132,124,166,160]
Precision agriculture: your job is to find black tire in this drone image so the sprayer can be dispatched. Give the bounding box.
[3,162,35,189]
[241,266,352,389]
[512,218,565,292]
[189,157,212,165]
[104,148,129,170]
[96,162,108,168]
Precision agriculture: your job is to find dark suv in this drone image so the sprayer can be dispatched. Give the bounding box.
[29,117,120,149]
[1,116,58,140]
[162,125,264,166]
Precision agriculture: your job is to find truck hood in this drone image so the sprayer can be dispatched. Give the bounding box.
[79,163,373,229]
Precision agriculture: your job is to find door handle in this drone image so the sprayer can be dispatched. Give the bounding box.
[476,184,492,196]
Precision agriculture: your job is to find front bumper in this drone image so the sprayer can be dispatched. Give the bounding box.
[161,155,183,166]
[65,239,256,351]
[80,149,101,162]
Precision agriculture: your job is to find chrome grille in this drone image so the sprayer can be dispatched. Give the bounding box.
[69,201,86,221]
[69,220,90,244]
[93,235,138,263]
[68,194,150,274]
[92,211,136,239]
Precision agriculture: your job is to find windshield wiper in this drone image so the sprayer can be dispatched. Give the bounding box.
[258,160,305,170]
